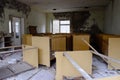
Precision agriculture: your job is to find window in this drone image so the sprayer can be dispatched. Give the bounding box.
[52,20,70,34]
[9,20,12,33]
[60,20,70,33]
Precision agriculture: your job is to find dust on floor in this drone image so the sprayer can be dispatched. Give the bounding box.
[0,52,119,80]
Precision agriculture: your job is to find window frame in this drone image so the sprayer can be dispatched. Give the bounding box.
[52,19,70,34]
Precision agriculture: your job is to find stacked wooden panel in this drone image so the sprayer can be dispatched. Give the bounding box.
[52,33,72,51]
[32,36,51,67]
[96,34,120,55]
[73,34,90,50]
[23,45,38,68]
[108,38,120,69]
[22,34,67,67]
[22,34,32,45]
[51,35,66,51]
[55,51,92,80]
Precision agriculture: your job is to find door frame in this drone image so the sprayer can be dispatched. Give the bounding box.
[9,15,24,46]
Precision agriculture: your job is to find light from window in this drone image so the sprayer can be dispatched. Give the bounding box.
[53,20,70,34]
[60,20,70,24]
[53,20,59,34]
[9,21,12,33]
[15,22,19,33]
[60,25,70,33]
[60,20,70,33]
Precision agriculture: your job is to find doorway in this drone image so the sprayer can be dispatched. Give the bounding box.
[9,16,24,46]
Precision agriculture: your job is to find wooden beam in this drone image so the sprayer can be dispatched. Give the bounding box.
[0,47,37,55]
[0,45,22,50]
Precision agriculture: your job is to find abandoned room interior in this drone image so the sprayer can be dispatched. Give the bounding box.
[0,0,120,80]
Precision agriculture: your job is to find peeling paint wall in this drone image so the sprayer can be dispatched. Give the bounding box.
[89,10,105,31]
[0,8,26,33]
[0,7,46,34]
[46,10,105,33]
[71,10,105,33]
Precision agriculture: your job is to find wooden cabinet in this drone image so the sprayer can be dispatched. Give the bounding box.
[22,34,67,67]
[73,34,90,50]
[4,37,13,47]
[0,36,13,47]
[28,26,37,34]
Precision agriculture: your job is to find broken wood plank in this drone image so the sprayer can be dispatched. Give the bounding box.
[0,62,34,80]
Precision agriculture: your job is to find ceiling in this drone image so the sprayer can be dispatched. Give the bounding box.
[17,0,111,12]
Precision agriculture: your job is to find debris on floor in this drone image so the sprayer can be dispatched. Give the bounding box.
[4,65,56,80]
[0,61,34,80]
[0,51,120,80]
[63,76,85,80]
[92,56,118,78]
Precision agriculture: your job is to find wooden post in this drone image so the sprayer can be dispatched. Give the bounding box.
[63,52,93,80]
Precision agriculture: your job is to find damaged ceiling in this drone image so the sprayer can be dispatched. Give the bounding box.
[17,0,111,12]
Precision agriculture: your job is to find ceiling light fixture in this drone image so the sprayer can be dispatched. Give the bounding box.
[53,8,57,10]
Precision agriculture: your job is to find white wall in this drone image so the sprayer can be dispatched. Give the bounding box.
[28,8,46,33]
[46,13,55,33]
[105,0,120,34]
[46,10,105,33]
[0,7,46,34]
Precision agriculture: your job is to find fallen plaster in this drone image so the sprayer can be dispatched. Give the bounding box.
[0,51,119,80]
[92,56,119,78]
[4,66,56,80]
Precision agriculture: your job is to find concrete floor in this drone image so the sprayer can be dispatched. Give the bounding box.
[0,52,119,80]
